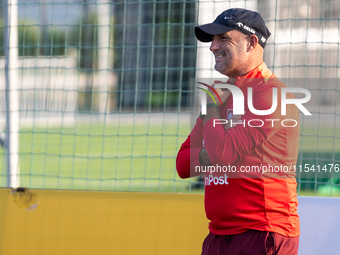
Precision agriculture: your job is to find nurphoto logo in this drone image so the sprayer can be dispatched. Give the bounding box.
[197,81,312,128]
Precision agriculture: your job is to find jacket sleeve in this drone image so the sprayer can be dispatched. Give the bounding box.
[176,117,204,179]
[202,84,294,166]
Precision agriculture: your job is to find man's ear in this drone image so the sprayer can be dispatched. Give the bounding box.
[247,35,258,52]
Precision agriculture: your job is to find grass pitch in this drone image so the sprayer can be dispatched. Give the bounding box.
[0,117,339,196]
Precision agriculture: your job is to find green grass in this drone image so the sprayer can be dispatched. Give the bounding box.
[0,122,339,196]
[296,127,340,195]
[0,121,194,192]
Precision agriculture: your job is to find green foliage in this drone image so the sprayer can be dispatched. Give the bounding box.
[146,91,180,108]
[0,20,70,56]
[17,23,39,56]
[0,12,99,59]
[71,12,98,69]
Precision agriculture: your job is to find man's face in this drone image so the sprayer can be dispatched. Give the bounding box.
[210,30,249,77]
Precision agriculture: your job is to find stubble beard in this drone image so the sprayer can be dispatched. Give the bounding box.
[214,47,246,77]
[214,57,232,77]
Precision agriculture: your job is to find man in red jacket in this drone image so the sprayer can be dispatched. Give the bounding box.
[176,8,300,255]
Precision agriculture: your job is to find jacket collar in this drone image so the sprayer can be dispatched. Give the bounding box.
[233,62,273,89]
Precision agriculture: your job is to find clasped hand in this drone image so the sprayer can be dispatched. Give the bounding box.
[205,81,231,106]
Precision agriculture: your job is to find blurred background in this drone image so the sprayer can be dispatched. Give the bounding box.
[0,0,339,195]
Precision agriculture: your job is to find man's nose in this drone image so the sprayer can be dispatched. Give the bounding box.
[210,38,220,52]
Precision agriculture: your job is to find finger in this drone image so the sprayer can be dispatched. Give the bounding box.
[220,90,231,103]
[214,87,224,96]
[224,124,230,131]
[213,81,230,94]
[231,115,242,120]
[224,115,243,131]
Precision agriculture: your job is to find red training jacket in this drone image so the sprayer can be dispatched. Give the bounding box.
[176,62,300,237]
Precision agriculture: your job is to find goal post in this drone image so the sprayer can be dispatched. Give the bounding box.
[4,0,20,188]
